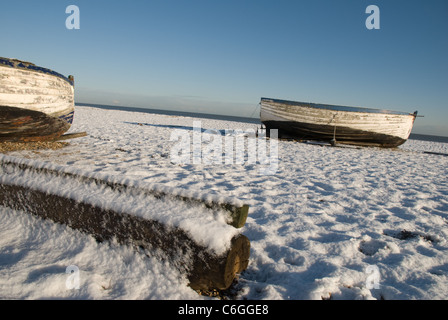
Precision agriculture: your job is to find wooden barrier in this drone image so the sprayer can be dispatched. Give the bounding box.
[0,182,250,290]
[0,158,249,228]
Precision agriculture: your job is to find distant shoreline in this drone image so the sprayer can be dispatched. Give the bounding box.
[76,102,448,143]
[76,102,260,124]
[408,133,448,144]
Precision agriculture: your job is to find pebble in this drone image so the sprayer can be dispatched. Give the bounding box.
[0,141,69,153]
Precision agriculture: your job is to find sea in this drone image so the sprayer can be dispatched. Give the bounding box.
[77,103,448,144]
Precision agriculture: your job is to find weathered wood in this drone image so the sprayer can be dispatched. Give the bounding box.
[0,57,75,142]
[188,234,250,290]
[0,157,249,228]
[0,182,250,291]
[229,204,249,229]
[0,106,71,143]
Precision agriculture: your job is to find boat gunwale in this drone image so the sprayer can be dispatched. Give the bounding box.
[0,57,74,87]
[261,97,417,117]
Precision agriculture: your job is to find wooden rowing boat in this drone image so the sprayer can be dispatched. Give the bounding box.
[0,57,75,142]
[260,98,418,148]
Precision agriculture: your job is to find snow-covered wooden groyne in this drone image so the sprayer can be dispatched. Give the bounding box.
[0,155,250,290]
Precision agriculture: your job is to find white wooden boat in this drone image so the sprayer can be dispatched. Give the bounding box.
[260,98,418,148]
[0,57,75,142]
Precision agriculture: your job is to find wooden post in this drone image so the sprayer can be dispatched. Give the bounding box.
[54,131,87,141]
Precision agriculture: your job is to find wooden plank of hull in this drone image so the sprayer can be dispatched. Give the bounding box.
[0,58,75,142]
[0,61,74,117]
[0,106,72,142]
[261,98,417,148]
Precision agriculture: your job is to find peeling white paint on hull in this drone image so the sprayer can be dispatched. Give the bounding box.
[260,98,418,148]
[0,57,75,142]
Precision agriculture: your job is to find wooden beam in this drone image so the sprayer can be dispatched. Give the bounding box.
[0,157,249,228]
[0,182,250,291]
[54,131,87,141]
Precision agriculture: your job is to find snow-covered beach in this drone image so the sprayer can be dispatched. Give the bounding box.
[1,105,448,300]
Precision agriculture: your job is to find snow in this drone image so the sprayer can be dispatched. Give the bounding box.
[1,105,448,300]
[0,156,239,256]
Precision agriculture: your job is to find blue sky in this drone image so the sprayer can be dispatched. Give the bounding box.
[1,0,448,135]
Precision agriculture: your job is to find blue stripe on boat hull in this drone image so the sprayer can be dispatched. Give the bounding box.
[0,57,74,86]
[59,111,74,124]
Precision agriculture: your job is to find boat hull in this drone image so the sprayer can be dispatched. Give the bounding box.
[261,98,417,148]
[0,57,75,142]
[0,106,73,142]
